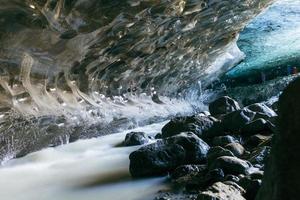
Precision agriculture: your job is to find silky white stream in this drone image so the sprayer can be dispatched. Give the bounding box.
[0,122,170,200]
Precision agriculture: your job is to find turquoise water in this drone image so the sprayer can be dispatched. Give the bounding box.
[226,0,300,79]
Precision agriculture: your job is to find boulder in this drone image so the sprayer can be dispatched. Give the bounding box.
[209,96,241,116]
[197,182,246,200]
[246,103,277,118]
[123,131,150,146]
[225,174,240,183]
[212,135,238,147]
[241,118,273,136]
[245,134,272,148]
[161,115,215,138]
[256,78,300,200]
[166,132,210,163]
[207,146,235,166]
[155,133,162,139]
[171,164,207,180]
[129,132,210,177]
[250,170,264,180]
[173,168,225,191]
[210,156,252,175]
[225,143,245,157]
[203,108,257,138]
[239,177,262,200]
[129,140,185,177]
[247,146,271,166]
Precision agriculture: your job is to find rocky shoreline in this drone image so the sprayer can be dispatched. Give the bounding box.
[123,96,277,200]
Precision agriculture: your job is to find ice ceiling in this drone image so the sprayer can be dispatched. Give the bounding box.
[226,0,300,80]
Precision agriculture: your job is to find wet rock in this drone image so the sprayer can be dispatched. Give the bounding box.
[247,146,271,166]
[209,96,241,116]
[155,133,162,139]
[207,146,235,166]
[225,174,240,183]
[210,156,252,175]
[221,108,256,132]
[197,182,246,200]
[171,164,207,180]
[256,78,300,200]
[212,135,238,147]
[173,168,225,191]
[250,171,264,180]
[161,115,214,138]
[129,140,185,177]
[246,103,277,118]
[123,131,150,146]
[166,132,210,163]
[225,143,245,157]
[129,132,210,177]
[245,134,272,148]
[60,29,78,39]
[239,177,262,200]
[241,118,273,136]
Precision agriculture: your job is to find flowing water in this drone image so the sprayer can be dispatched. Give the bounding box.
[0,122,170,200]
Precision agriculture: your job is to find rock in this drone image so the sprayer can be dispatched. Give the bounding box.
[212,135,238,146]
[123,131,150,146]
[166,132,210,163]
[239,177,262,200]
[225,143,245,157]
[246,103,277,118]
[197,182,246,200]
[129,140,185,177]
[247,146,271,166]
[207,146,235,166]
[171,164,207,180]
[241,118,273,136]
[174,168,225,191]
[256,78,300,200]
[245,134,272,148]
[209,96,241,116]
[129,132,210,177]
[221,108,256,132]
[225,174,240,183]
[155,133,162,139]
[161,115,214,138]
[60,29,78,39]
[250,170,264,179]
[210,156,252,175]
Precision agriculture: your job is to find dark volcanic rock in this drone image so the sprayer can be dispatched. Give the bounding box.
[166,132,210,163]
[129,132,210,177]
[203,108,256,138]
[171,164,207,180]
[207,146,235,165]
[173,167,225,191]
[129,140,185,177]
[210,156,252,175]
[222,108,256,132]
[256,78,300,200]
[209,96,241,116]
[246,103,277,118]
[161,115,215,138]
[245,134,272,148]
[123,131,150,146]
[212,135,238,147]
[225,143,245,157]
[239,177,262,200]
[197,182,246,200]
[241,118,273,136]
[247,146,271,166]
